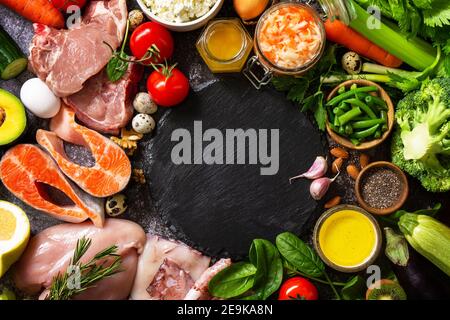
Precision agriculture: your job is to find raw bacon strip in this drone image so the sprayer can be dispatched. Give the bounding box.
[0,144,104,227]
[36,105,131,198]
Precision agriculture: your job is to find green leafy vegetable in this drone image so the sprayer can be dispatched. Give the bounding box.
[275,232,324,278]
[272,45,338,130]
[106,21,130,82]
[391,78,450,192]
[208,262,256,299]
[246,239,283,300]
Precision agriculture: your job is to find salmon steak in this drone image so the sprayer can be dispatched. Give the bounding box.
[0,144,104,227]
[36,105,131,197]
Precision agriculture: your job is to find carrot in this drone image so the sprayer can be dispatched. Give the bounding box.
[324,19,402,68]
[0,0,65,29]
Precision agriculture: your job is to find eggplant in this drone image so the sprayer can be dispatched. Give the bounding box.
[385,228,450,299]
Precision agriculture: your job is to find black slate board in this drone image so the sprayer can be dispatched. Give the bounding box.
[144,75,326,257]
[1,0,450,299]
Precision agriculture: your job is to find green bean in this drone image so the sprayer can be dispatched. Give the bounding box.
[326,86,378,106]
[352,118,385,129]
[353,115,371,121]
[381,110,388,131]
[338,107,362,126]
[338,86,346,94]
[350,83,358,91]
[374,129,382,139]
[329,122,339,133]
[333,106,345,115]
[328,109,335,124]
[339,125,346,135]
[334,113,340,127]
[344,98,377,119]
[351,124,380,139]
[345,124,354,135]
[338,102,350,112]
[351,138,361,146]
[365,95,387,110]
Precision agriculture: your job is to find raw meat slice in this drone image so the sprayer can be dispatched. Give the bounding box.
[13,219,146,300]
[130,235,211,300]
[0,144,104,227]
[184,258,232,300]
[29,0,128,97]
[146,258,195,300]
[64,63,142,134]
[36,105,131,197]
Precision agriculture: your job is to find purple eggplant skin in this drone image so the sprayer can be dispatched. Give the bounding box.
[391,246,450,300]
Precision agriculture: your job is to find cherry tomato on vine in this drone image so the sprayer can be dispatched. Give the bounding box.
[130,22,174,65]
[50,0,87,11]
[147,65,189,107]
[278,277,318,300]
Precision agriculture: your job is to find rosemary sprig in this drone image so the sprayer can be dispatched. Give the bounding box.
[45,237,122,300]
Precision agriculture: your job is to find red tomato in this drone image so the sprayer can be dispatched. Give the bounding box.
[278,277,318,300]
[147,67,189,107]
[130,22,174,65]
[51,0,87,11]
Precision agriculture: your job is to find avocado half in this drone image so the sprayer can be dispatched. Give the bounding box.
[0,88,26,146]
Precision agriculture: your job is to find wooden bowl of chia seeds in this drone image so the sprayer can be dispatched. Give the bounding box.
[355,161,409,215]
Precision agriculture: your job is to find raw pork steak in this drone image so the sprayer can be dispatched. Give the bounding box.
[64,63,143,134]
[29,0,127,97]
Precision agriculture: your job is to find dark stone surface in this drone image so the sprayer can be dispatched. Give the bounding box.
[145,75,326,257]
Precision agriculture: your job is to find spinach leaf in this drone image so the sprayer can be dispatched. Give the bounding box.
[208,262,256,299]
[246,239,283,300]
[106,51,129,82]
[276,232,324,278]
[341,275,366,300]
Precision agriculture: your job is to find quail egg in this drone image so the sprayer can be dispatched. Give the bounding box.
[133,92,157,114]
[106,194,128,217]
[132,113,156,134]
[128,9,144,30]
[342,52,362,75]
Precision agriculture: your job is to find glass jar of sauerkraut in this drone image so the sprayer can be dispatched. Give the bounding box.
[244,2,326,89]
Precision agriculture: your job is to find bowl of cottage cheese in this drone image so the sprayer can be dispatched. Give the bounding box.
[136,0,224,31]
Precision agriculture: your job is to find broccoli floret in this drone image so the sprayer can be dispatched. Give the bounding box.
[391,77,450,192]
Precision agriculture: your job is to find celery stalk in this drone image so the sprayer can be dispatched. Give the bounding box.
[348,0,436,71]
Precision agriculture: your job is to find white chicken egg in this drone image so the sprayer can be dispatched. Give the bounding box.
[20,78,61,118]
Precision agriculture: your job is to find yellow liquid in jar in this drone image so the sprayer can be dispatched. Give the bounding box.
[318,210,376,267]
[207,23,243,61]
[196,19,253,73]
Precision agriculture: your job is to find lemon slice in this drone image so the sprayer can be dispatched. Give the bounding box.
[0,201,30,278]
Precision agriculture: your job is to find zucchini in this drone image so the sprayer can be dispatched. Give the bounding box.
[0,26,27,80]
[399,214,450,276]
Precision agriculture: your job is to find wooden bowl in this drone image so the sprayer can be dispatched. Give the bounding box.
[355,161,409,215]
[326,80,395,150]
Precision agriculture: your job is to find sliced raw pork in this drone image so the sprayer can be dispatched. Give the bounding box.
[36,105,131,197]
[64,63,143,134]
[29,0,128,97]
[13,219,146,300]
[0,144,104,227]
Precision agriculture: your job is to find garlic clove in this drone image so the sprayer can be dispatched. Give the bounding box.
[289,156,328,183]
[309,170,340,200]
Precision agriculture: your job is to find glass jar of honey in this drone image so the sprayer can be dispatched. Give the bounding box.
[196,18,253,73]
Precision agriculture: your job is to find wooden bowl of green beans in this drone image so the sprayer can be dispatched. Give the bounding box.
[325,80,395,150]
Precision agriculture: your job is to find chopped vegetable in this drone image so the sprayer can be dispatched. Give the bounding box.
[0,26,27,80]
[0,0,65,28]
[258,5,323,69]
[324,18,402,68]
[391,78,450,192]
